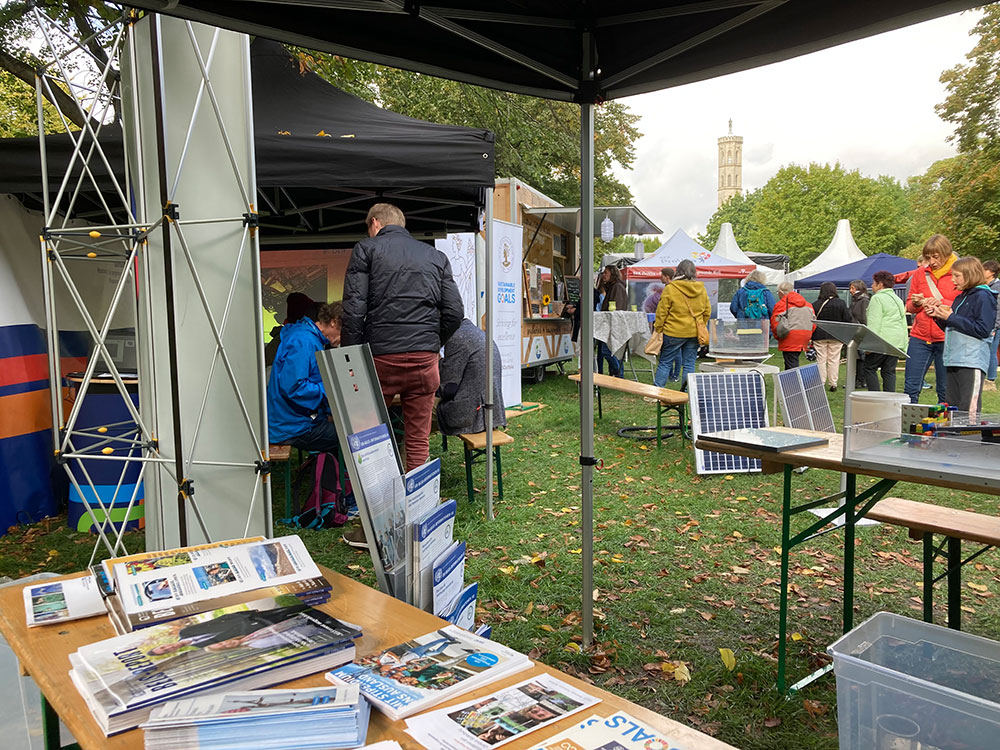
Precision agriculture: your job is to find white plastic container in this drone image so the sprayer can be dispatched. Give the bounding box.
[708,318,770,358]
[828,612,1000,750]
[847,391,909,426]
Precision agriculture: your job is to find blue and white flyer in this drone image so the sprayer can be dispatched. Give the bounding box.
[432,540,466,618]
[348,425,405,572]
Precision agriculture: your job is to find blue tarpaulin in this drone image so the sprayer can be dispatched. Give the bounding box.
[793,253,917,289]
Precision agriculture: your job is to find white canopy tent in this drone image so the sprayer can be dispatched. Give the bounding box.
[784,219,867,283]
[711,223,784,285]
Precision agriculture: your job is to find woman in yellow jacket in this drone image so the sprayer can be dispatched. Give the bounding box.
[653,259,710,389]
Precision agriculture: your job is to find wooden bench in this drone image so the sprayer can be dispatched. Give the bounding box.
[268,444,293,517]
[569,373,689,448]
[458,430,514,504]
[867,497,1000,631]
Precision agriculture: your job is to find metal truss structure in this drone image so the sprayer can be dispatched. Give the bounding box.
[31,7,270,562]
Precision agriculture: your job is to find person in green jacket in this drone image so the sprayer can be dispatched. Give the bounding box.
[864,270,908,392]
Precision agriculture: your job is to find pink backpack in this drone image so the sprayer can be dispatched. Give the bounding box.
[289,452,351,529]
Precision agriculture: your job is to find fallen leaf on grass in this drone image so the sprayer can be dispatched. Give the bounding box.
[764,717,781,728]
[719,648,736,671]
[498,566,517,575]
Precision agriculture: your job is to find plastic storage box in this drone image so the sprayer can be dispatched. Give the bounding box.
[842,415,1000,492]
[707,318,770,358]
[828,612,1000,750]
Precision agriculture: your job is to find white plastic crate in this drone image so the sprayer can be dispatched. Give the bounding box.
[828,612,1000,750]
[708,318,770,358]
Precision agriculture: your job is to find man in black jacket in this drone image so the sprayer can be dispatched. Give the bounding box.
[342,203,464,472]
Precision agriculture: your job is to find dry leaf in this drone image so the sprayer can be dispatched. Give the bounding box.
[673,662,692,684]
[719,648,736,671]
[764,717,781,728]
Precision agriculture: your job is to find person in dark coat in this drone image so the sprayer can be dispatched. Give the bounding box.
[437,319,507,435]
[595,265,629,378]
[342,203,464,472]
[811,281,851,391]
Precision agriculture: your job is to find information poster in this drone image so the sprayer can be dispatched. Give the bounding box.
[435,233,477,323]
[491,219,522,408]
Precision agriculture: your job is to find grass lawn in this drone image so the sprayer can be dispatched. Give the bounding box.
[3,358,999,749]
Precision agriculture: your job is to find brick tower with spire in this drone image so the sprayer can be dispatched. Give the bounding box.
[718,119,743,207]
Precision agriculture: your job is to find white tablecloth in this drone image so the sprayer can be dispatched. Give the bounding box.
[593,311,651,357]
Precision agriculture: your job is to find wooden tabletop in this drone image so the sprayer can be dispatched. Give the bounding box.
[569,374,688,405]
[0,567,735,750]
[695,426,1000,496]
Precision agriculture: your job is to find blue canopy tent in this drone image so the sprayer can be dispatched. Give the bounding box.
[793,253,917,289]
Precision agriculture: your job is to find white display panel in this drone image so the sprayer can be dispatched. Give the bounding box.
[125,16,268,547]
[491,218,522,408]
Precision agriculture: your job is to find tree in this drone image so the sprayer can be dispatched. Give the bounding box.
[936,4,1000,157]
[698,189,761,250]
[697,163,917,268]
[302,51,641,206]
[913,4,1000,258]
[0,1,121,133]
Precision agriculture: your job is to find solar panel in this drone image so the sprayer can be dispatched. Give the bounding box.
[773,363,836,433]
[688,371,768,475]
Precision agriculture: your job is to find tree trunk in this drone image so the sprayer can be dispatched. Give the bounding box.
[0,45,97,131]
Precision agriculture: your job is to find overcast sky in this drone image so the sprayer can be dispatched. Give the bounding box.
[614,7,983,243]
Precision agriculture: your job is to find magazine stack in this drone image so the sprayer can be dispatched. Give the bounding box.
[93,536,333,633]
[141,685,370,750]
[70,595,362,735]
[326,625,531,720]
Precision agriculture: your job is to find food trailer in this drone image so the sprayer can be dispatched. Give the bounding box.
[492,178,661,382]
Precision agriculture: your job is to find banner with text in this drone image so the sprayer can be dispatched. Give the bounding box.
[492,219,522,408]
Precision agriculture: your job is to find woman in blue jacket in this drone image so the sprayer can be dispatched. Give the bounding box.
[926,257,997,414]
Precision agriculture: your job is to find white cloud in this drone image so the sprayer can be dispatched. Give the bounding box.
[614,8,981,243]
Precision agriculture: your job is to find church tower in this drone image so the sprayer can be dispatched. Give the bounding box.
[717,119,743,207]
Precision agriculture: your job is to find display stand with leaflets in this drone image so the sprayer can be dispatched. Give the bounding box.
[316,344,405,599]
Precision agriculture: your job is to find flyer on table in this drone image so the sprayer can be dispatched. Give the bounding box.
[404,673,598,750]
[531,712,681,750]
[23,575,105,626]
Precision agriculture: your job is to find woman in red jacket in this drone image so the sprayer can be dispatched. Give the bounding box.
[771,282,816,370]
[903,235,959,404]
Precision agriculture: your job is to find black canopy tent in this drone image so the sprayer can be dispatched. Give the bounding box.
[121,0,981,648]
[0,38,494,239]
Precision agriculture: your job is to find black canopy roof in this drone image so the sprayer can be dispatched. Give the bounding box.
[0,38,494,239]
[128,1,979,103]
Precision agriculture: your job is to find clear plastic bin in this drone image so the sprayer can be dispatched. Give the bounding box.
[828,612,1000,750]
[842,415,1000,491]
[708,318,770,358]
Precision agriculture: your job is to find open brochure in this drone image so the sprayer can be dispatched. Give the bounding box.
[404,674,599,750]
[23,575,104,626]
[101,537,264,583]
[71,594,361,734]
[530,712,681,750]
[113,536,321,618]
[326,625,531,720]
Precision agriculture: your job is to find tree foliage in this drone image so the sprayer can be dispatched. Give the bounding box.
[916,4,1000,258]
[698,163,917,268]
[302,52,641,207]
[0,1,121,133]
[937,4,1000,157]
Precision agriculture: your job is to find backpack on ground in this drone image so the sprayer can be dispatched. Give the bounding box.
[742,286,768,319]
[284,451,351,529]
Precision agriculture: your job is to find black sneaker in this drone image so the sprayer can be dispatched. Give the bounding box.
[342,527,368,549]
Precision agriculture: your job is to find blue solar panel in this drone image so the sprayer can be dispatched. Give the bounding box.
[689,371,767,474]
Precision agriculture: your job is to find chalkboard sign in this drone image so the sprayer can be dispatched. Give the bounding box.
[565,275,581,304]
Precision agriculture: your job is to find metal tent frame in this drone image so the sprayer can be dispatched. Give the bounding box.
[30,7,271,561]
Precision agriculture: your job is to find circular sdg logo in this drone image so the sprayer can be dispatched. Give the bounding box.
[465,652,499,668]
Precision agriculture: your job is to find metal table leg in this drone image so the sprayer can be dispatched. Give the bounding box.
[923,533,935,623]
[948,536,962,630]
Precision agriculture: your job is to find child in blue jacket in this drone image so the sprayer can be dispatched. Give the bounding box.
[927,257,997,414]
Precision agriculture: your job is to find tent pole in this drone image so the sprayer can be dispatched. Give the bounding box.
[580,102,595,649]
[484,188,495,521]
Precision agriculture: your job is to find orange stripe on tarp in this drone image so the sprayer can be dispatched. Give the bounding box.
[0,389,52,441]
[0,353,49,388]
